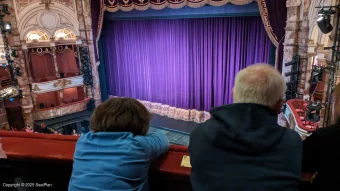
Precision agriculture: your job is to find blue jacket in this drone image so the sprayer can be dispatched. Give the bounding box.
[68,131,169,191]
[189,104,302,191]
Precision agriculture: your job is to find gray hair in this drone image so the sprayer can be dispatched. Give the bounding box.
[233,64,286,108]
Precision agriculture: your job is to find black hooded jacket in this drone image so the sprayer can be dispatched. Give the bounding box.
[189,104,302,191]
[302,121,340,191]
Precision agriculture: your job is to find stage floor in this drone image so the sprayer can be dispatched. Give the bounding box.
[42,111,197,146]
[150,114,198,146]
[150,114,197,134]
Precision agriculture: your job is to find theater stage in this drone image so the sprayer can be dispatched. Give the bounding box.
[37,110,196,146]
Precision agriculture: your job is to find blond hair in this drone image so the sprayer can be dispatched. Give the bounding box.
[233,64,286,108]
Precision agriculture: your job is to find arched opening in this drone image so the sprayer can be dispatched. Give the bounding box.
[54,28,76,41]
[26,29,50,43]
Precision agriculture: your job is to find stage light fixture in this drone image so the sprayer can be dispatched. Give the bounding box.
[3,22,11,33]
[306,102,322,122]
[309,66,323,84]
[317,9,336,34]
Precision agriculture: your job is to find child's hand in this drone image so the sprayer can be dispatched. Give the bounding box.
[0,143,7,159]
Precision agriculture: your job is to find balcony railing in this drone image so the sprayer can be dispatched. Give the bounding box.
[32,98,90,120]
[285,99,319,138]
[32,75,84,94]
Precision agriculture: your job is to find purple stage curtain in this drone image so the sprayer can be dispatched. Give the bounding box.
[103,17,271,111]
[91,0,102,61]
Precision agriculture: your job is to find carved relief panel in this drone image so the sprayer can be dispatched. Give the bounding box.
[14,0,79,41]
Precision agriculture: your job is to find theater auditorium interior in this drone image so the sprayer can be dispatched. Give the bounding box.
[0,0,338,190]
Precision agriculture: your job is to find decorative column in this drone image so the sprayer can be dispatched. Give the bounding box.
[76,0,101,105]
[59,90,64,105]
[76,37,83,74]
[297,13,310,98]
[0,102,9,130]
[21,41,32,83]
[5,5,34,127]
[279,1,301,127]
[282,1,300,81]
[32,94,37,109]
[51,45,60,78]
[83,86,87,98]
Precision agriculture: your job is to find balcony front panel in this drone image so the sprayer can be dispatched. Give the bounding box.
[32,98,90,120]
[32,75,84,94]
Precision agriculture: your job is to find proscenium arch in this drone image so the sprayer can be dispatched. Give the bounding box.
[17,2,79,40]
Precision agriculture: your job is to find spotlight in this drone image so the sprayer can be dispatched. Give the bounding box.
[4,23,11,33]
[317,9,335,34]
[9,97,14,102]
[309,66,323,84]
[306,102,322,122]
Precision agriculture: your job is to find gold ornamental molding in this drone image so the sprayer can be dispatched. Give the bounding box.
[32,85,41,91]
[32,98,90,120]
[53,79,72,88]
[31,75,84,94]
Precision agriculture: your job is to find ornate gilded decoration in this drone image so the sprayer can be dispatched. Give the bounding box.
[53,79,72,88]
[79,46,93,86]
[103,0,256,11]
[32,98,90,120]
[257,0,278,47]
[32,85,41,91]
[37,48,43,54]
[28,47,53,58]
[16,0,76,13]
[31,75,84,94]
[40,0,53,9]
[110,95,210,123]
[108,0,115,5]
[287,0,301,7]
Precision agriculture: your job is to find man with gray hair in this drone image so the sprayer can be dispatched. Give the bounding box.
[189,64,302,191]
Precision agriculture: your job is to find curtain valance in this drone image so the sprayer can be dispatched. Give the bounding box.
[92,0,287,72]
[104,0,256,12]
[92,0,257,60]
